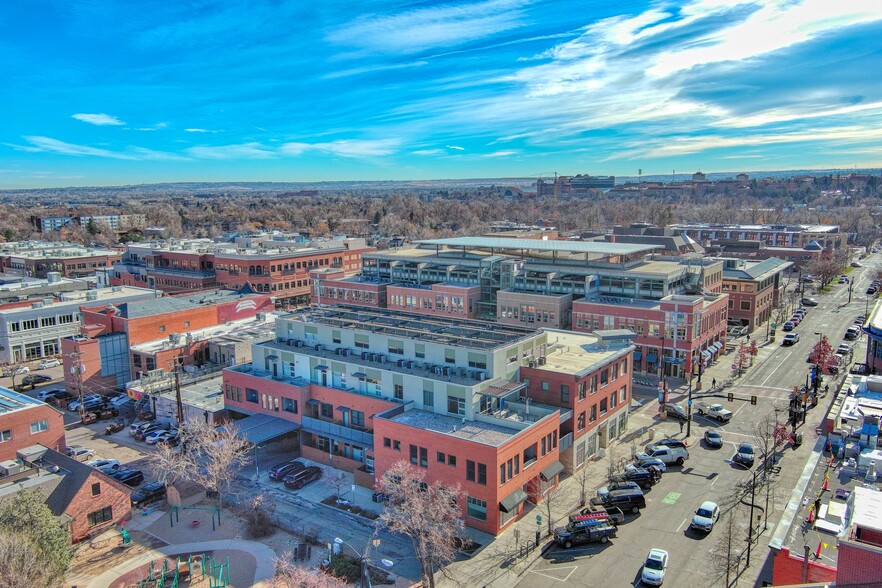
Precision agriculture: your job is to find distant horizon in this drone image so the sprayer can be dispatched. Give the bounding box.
[3,1,882,189]
[2,166,880,193]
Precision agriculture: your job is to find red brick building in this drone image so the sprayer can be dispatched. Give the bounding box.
[720,257,792,332]
[0,242,121,279]
[223,305,633,535]
[0,387,66,462]
[62,288,273,393]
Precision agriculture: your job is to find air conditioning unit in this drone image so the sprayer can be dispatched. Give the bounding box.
[528,360,537,368]
[406,361,414,369]
[442,366,451,376]
[278,337,286,343]
[295,340,304,347]
[342,349,350,356]
[397,359,406,367]
[314,344,322,351]
[287,338,295,346]
[538,357,547,366]
[377,354,385,363]
[477,371,486,381]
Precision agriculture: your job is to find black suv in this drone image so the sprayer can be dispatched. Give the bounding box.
[663,404,688,421]
[611,467,659,490]
[657,438,688,450]
[131,482,167,507]
[111,469,145,487]
[590,489,647,514]
[269,460,306,481]
[283,466,323,489]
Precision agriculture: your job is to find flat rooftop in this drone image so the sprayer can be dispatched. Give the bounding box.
[537,330,633,376]
[0,286,158,316]
[114,289,264,319]
[0,386,44,416]
[388,408,524,447]
[130,375,226,413]
[130,312,278,354]
[415,237,660,256]
[285,305,538,350]
[851,486,882,532]
[670,223,839,233]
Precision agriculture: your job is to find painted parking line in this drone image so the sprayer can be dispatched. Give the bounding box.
[528,566,578,582]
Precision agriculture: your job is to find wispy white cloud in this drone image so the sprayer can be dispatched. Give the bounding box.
[446,145,465,151]
[280,139,399,158]
[483,150,518,158]
[412,149,446,156]
[135,122,168,131]
[72,113,125,126]
[186,142,275,160]
[327,0,528,56]
[17,136,137,159]
[324,61,429,79]
[184,128,217,133]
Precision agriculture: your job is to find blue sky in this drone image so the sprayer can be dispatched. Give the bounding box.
[2,0,882,188]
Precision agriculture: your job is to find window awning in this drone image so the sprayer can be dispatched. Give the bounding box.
[337,406,350,413]
[540,460,566,482]
[714,341,724,351]
[646,353,659,363]
[306,399,320,405]
[351,372,367,379]
[701,350,711,358]
[633,351,642,361]
[499,488,528,513]
[265,355,279,361]
[314,365,329,371]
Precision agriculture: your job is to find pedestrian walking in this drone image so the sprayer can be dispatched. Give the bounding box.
[679,421,684,434]
[712,377,717,389]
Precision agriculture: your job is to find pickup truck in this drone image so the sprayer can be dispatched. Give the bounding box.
[554,519,617,548]
[696,403,732,422]
[578,505,627,525]
[636,445,689,466]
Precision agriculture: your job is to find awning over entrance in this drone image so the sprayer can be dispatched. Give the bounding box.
[314,365,329,371]
[646,353,659,363]
[540,460,566,482]
[633,351,642,361]
[223,413,301,445]
[499,488,529,513]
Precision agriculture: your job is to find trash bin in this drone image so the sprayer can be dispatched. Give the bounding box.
[793,433,803,448]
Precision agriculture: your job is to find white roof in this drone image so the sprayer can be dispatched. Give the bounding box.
[852,486,882,532]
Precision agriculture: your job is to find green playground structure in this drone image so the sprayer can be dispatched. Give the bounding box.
[131,553,230,587]
[168,505,222,531]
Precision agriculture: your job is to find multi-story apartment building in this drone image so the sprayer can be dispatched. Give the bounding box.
[223,305,633,534]
[62,288,273,393]
[670,223,847,251]
[0,285,158,365]
[0,387,66,461]
[0,272,91,311]
[110,237,372,301]
[0,241,122,279]
[30,214,146,233]
[537,174,615,195]
[718,257,792,331]
[314,237,729,378]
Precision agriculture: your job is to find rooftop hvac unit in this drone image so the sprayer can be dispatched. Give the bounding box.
[538,357,547,366]
[0,460,22,476]
[406,361,414,369]
[31,301,44,309]
[295,340,304,347]
[314,344,322,351]
[528,360,537,368]
[442,366,451,376]
[86,291,98,301]
[397,359,406,367]
[477,371,486,381]
[376,354,385,363]
[362,351,369,360]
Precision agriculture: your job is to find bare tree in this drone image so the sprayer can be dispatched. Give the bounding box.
[0,532,64,588]
[273,557,346,588]
[575,457,599,507]
[711,504,746,587]
[377,461,463,588]
[529,474,565,538]
[326,470,350,501]
[144,440,193,487]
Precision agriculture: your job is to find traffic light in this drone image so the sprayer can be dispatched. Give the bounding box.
[727,392,734,402]
[750,395,757,406]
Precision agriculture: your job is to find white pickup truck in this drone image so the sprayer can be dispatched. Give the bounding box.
[696,403,733,422]
[636,445,689,466]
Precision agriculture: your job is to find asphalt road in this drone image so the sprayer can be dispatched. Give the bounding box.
[517,254,881,588]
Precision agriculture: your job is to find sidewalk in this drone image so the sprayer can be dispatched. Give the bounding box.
[438,333,778,588]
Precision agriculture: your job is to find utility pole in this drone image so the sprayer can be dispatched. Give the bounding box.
[174,356,184,426]
[66,351,85,421]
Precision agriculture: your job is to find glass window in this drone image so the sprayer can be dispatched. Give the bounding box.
[283,398,298,413]
[438,451,446,463]
[448,454,457,466]
[91,483,101,496]
[478,463,486,485]
[447,395,465,415]
[246,389,258,403]
[30,419,49,434]
[320,403,334,418]
[560,384,570,404]
[351,410,365,427]
[410,444,418,465]
[0,430,11,442]
[87,506,113,527]
[466,460,476,482]
[423,388,434,408]
[467,496,487,521]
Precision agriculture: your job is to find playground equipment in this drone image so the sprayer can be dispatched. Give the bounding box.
[168,505,221,531]
[130,553,230,588]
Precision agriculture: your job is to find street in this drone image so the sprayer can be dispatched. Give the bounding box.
[517,255,880,588]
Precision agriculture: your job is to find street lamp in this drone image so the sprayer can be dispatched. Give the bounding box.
[813,332,823,397]
[334,536,393,588]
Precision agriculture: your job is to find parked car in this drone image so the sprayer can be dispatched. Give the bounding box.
[554,519,617,549]
[129,421,155,436]
[636,445,688,466]
[68,394,102,412]
[837,344,853,357]
[146,430,178,445]
[634,456,667,473]
[135,423,170,441]
[851,261,863,268]
[65,446,95,461]
[283,466,323,489]
[866,287,877,295]
[845,327,861,341]
[641,549,669,586]
[690,501,720,533]
[131,482,167,507]
[86,459,120,472]
[5,366,29,376]
[789,315,801,326]
[782,322,795,332]
[111,469,145,487]
[611,466,660,490]
[793,308,807,317]
[733,442,756,468]
[596,481,641,499]
[36,388,66,401]
[590,489,647,514]
[22,374,52,387]
[656,438,688,450]
[851,363,871,375]
[109,395,132,408]
[801,297,819,306]
[268,460,307,481]
[696,403,733,422]
[662,403,688,421]
[782,333,800,346]
[36,359,60,369]
[703,430,723,449]
[50,390,74,403]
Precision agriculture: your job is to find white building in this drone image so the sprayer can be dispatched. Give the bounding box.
[0,286,159,365]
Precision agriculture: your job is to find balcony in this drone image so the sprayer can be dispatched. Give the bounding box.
[151,266,216,278]
[301,415,374,447]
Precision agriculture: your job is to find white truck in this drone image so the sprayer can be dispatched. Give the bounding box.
[636,445,689,466]
[696,403,732,422]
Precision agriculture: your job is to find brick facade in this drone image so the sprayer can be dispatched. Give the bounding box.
[0,400,66,461]
[65,469,132,542]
